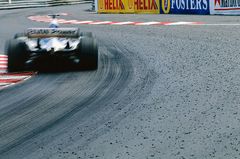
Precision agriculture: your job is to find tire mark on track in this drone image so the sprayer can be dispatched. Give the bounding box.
[0,36,157,158]
[68,40,159,155]
[0,39,132,155]
[30,39,158,159]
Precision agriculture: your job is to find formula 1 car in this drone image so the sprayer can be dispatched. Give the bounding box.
[5,14,98,72]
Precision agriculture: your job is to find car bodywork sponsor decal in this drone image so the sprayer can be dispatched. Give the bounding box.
[27,28,79,38]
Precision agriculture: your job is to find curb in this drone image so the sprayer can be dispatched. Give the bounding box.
[0,55,35,90]
[28,15,204,26]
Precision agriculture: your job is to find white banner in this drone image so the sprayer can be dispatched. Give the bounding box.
[211,0,240,14]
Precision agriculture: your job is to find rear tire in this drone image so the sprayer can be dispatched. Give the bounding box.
[80,32,93,38]
[78,37,98,70]
[14,33,26,39]
[6,39,28,72]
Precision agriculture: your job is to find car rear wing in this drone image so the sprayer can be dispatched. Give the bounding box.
[26,28,79,38]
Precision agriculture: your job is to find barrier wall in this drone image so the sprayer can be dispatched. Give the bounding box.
[98,0,160,13]
[97,0,209,14]
[97,0,240,15]
[210,0,240,15]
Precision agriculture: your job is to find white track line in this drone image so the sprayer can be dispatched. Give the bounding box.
[111,21,136,25]
[0,83,9,86]
[164,22,196,25]
[0,76,29,80]
[89,21,112,25]
[60,20,78,24]
[135,22,161,25]
[0,65,7,69]
[61,20,79,24]
[74,21,93,24]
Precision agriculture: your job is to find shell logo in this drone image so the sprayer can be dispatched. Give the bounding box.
[161,0,170,13]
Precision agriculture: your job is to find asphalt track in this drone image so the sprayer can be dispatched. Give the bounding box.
[1,4,240,159]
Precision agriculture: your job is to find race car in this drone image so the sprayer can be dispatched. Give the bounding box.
[5,14,98,72]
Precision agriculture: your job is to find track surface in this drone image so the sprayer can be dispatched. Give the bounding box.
[1,4,240,159]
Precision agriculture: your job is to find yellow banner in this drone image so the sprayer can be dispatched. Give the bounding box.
[98,0,134,13]
[98,0,159,13]
[134,0,159,14]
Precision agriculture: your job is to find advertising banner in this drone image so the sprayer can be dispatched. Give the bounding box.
[160,0,210,14]
[134,0,160,13]
[98,0,134,13]
[210,0,240,15]
[98,0,159,13]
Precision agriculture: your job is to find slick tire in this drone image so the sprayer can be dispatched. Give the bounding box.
[14,33,26,39]
[80,32,93,38]
[6,39,28,72]
[78,37,98,70]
